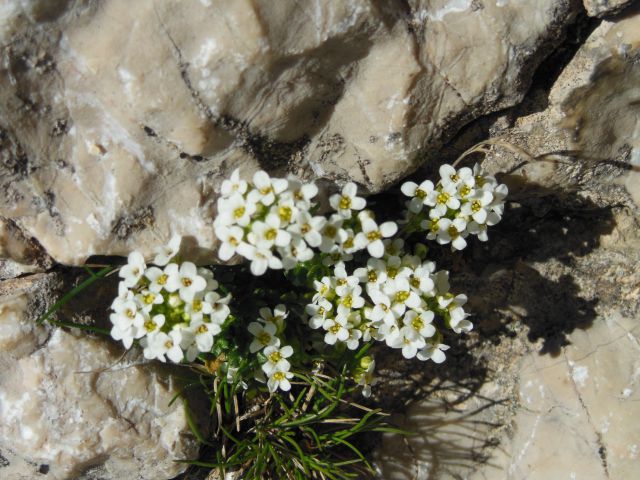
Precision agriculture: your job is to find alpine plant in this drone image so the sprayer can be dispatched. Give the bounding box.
[109,163,507,397]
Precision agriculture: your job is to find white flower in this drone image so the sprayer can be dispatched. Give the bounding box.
[402,310,436,338]
[354,258,388,290]
[143,329,184,363]
[408,264,436,297]
[217,193,257,227]
[248,214,291,249]
[144,265,174,293]
[391,327,426,359]
[383,277,422,318]
[335,284,365,316]
[221,168,248,197]
[460,190,494,224]
[261,345,293,376]
[248,321,280,353]
[333,262,359,296]
[319,214,346,252]
[119,251,146,288]
[236,243,283,276]
[205,291,231,324]
[153,235,181,266]
[306,299,332,329]
[184,294,210,322]
[417,342,450,363]
[288,210,325,248]
[134,312,165,336]
[258,304,288,328]
[267,369,294,393]
[135,289,164,312]
[198,267,219,291]
[435,217,468,251]
[110,303,144,349]
[440,164,473,190]
[329,182,366,218]
[286,177,318,207]
[165,262,207,302]
[401,179,436,213]
[323,316,350,345]
[345,326,363,350]
[366,288,395,326]
[312,276,335,303]
[190,320,221,355]
[355,218,398,258]
[248,170,288,206]
[429,184,460,217]
[279,236,314,270]
[215,224,245,261]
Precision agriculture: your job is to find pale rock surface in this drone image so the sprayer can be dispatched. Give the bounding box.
[0,218,52,279]
[583,0,636,17]
[0,274,201,480]
[0,0,579,264]
[375,10,640,480]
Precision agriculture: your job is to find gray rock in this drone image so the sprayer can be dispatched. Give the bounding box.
[0,0,579,264]
[583,0,636,17]
[0,274,202,480]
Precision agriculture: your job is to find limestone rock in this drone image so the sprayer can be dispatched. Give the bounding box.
[0,274,201,480]
[583,0,636,17]
[0,0,579,264]
[0,218,52,279]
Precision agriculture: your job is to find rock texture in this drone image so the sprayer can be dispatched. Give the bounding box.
[0,0,579,264]
[375,9,640,480]
[583,0,636,17]
[0,274,201,480]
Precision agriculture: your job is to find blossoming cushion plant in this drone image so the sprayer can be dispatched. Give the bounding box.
[43,157,507,478]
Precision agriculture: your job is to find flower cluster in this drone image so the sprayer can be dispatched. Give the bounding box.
[110,236,231,362]
[215,170,398,274]
[247,305,295,393]
[305,239,472,368]
[401,163,508,250]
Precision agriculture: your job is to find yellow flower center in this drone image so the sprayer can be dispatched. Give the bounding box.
[143,293,156,305]
[337,279,347,286]
[450,173,460,183]
[233,206,245,219]
[343,237,354,249]
[229,236,239,246]
[258,332,271,345]
[317,306,325,315]
[260,186,273,195]
[437,192,450,205]
[164,340,174,349]
[412,316,424,331]
[429,219,439,233]
[329,324,341,334]
[324,225,337,237]
[368,271,378,283]
[475,175,486,187]
[182,277,192,287]
[395,291,410,303]
[367,230,381,241]
[144,319,157,332]
[192,299,202,312]
[126,309,135,319]
[278,206,292,222]
[460,185,472,197]
[416,188,426,199]
[197,324,208,334]
[341,295,353,308]
[157,274,168,286]
[268,351,282,363]
[447,225,459,238]
[265,228,277,241]
[273,371,286,381]
[410,277,420,288]
[471,200,482,213]
[339,196,351,210]
[301,223,311,234]
[387,267,398,279]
